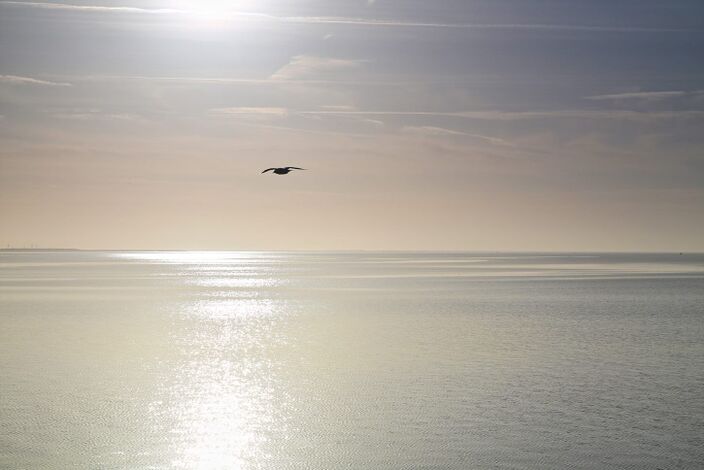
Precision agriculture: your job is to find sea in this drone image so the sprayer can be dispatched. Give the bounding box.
[1,251,703,469]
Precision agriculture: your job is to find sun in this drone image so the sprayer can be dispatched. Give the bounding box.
[184,0,269,15]
[178,0,273,30]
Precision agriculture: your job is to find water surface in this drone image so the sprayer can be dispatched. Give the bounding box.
[1,252,703,469]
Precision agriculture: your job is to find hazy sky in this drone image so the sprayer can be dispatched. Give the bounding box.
[1,0,703,250]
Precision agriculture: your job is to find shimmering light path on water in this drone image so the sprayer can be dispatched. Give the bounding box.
[1,252,703,469]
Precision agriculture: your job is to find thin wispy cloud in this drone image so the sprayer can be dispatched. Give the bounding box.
[280,16,700,33]
[75,75,282,85]
[402,126,512,145]
[69,74,391,87]
[0,1,184,14]
[206,106,704,131]
[300,109,704,122]
[318,105,358,112]
[205,107,704,124]
[270,56,365,81]
[0,74,71,86]
[402,126,468,136]
[52,111,141,121]
[210,107,289,117]
[0,1,276,21]
[362,118,384,128]
[586,90,703,101]
[1,1,700,33]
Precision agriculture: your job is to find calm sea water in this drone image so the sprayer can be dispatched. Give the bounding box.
[1,251,703,469]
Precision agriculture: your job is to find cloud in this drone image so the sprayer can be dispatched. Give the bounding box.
[318,105,358,111]
[301,109,704,122]
[67,74,401,87]
[270,55,364,80]
[585,91,703,101]
[210,107,288,118]
[0,1,278,22]
[75,75,276,85]
[402,126,468,136]
[0,74,71,87]
[53,112,140,121]
[279,16,698,33]
[0,1,184,14]
[270,56,365,81]
[402,126,512,145]
[37,107,146,121]
[361,118,384,128]
[3,2,697,33]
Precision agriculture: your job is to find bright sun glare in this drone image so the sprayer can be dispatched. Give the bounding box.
[180,0,271,30]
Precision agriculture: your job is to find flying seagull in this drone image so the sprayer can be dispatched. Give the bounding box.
[261,166,306,175]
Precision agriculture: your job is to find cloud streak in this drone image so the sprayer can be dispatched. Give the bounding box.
[62,74,394,87]
[270,56,365,81]
[402,126,513,145]
[206,107,704,123]
[210,107,289,117]
[1,1,700,33]
[299,109,704,122]
[280,16,701,33]
[586,90,704,101]
[0,1,184,14]
[0,74,71,86]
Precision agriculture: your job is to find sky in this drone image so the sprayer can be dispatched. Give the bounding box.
[1,0,703,251]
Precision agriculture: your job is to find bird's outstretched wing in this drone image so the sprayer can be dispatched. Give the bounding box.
[285,167,306,170]
[262,168,276,173]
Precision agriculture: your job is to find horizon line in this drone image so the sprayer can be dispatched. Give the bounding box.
[1,248,700,255]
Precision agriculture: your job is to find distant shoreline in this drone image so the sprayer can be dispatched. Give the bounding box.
[0,248,701,255]
[0,248,82,252]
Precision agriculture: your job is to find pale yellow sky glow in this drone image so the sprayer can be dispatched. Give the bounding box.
[1,0,703,250]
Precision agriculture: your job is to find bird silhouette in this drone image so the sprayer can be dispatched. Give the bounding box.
[261,166,306,175]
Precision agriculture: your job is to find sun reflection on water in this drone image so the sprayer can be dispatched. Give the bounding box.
[189,298,283,320]
[166,359,276,470]
[144,253,292,470]
[112,252,271,264]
